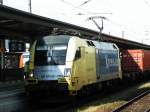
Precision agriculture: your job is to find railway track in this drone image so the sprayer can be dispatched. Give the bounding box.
[112,90,150,112]
[32,81,149,112]
[22,79,150,112]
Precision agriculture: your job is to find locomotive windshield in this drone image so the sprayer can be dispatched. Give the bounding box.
[34,35,70,66]
[35,45,67,65]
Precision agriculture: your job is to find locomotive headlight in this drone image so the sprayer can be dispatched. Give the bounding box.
[29,73,33,77]
[64,68,71,76]
[29,71,34,77]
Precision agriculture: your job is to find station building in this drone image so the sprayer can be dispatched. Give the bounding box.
[0,4,150,82]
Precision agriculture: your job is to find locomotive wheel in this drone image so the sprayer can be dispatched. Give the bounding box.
[78,86,90,97]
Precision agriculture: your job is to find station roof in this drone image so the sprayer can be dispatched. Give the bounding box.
[0,5,150,49]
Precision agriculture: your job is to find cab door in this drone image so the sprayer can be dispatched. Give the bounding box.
[83,47,97,84]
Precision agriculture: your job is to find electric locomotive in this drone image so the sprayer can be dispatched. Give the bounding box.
[25,35,122,95]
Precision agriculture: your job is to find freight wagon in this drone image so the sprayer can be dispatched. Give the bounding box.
[121,49,150,77]
[121,50,150,72]
[25,35,122,95]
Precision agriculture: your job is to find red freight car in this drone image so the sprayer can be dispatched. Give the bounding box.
[121,49,150,73]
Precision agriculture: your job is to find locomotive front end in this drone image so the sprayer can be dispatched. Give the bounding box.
[25,35,72,95]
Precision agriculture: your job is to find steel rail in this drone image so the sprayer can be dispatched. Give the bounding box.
[145,108,150,112]
[112,90,150,112]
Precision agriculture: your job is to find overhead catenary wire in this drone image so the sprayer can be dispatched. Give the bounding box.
[60,0,141,43]
[60,0,94,14]
[109,20,139,35]
[87,16,140,41]
[72,0,93,10]
[60,12,112,16]
[60,0,112,15]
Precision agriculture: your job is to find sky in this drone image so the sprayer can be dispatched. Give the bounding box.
[3,0,150,44]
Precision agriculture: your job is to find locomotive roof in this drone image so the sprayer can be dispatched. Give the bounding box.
[36,35,118,51]
[92,41,118,50]
[37,35,71,45]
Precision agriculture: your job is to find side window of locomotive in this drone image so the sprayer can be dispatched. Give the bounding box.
[75,47,81,60]
[86,41,95,47]
[113,44,117,49]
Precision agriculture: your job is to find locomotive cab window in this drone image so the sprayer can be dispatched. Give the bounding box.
[35,45,67,65]
[86,41,95,47]
[113,44,117,49]
[75,47,81,60]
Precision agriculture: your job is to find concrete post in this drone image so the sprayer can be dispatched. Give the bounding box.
[0,0,3,5]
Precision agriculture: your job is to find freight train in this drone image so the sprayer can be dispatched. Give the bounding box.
[24,35,150,96]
